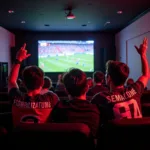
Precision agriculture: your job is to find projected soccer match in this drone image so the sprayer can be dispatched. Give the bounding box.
[38,40,94,72]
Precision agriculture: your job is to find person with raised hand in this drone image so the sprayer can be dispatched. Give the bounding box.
[9,43,59,126]
[91,38,149,123]
[9,43,31,90]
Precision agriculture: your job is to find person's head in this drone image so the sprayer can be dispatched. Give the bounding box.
[43,76,52,89]
[126,78,134,86]
[22,66,44,91]
[58,74,62,80]
[105,60,129,87]
[57,74,63,84]
[93,71,104,84]
[87,77,93,88]
[63,68,88,97]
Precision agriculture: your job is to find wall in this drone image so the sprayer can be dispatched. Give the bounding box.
[13,31,115,82]
[115,11,150,88]
[0,26,15,73]
[116,11,150,62]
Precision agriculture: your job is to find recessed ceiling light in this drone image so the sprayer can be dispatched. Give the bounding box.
[8,10,14,14]
[44,24,50,27]
[66,11,76,19]
[21,21,26,24]
[106,21,110,24]
[82,24,87,27]
[88,21,91,24]
[117,10,123,14]
[104,21,111,26]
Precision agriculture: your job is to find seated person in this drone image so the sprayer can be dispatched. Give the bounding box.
[8,43,59,126]
[55,74,66,91]
[50,68,100,137]
[55,74,68,96]
[41,76,55,94]
[87,77,93,89]
[87,71,108,96]
[91,38,149,123]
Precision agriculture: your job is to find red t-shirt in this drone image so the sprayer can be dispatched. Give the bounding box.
[9,88,59,126]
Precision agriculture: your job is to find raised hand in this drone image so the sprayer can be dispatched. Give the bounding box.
[16,43,31,62]
[134,37,148,55]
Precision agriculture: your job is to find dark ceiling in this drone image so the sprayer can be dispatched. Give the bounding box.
[0,0,150,32]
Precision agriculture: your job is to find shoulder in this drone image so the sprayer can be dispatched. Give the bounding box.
[9,88,22,97]
[49,91,59,100]
[91,91,110,104]
[88,102,100,114]
[41,91,59,103]
[129,81,144,94]
[42,91,58,98]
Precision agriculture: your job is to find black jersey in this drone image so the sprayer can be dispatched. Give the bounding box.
[91,81,144,122]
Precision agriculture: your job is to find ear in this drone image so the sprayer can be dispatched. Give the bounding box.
[106,74,111,85]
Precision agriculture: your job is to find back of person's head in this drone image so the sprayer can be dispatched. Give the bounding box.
[22,66,44,90]
[57,73,64,84]
[43,76,52,89]
[126,78,134,86]
[63,68,88,97]
[106,60,129,86]
[93,71,104,83]
[87,77,93,88]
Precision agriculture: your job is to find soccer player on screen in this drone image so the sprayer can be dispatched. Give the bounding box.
[40,62,44,69]
[56,54,59,60]
[76,58,80,65]
[91,38,149,123]
[90,68,93,72]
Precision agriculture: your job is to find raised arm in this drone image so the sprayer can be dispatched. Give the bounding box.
[8,43,31,92]
[135,38,149,87]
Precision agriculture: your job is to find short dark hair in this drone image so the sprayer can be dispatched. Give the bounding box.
[106,60,129,86]
[22,66,44,90]
[43,76,52,89]
[93,71,104,83]
[63,68,88,97]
